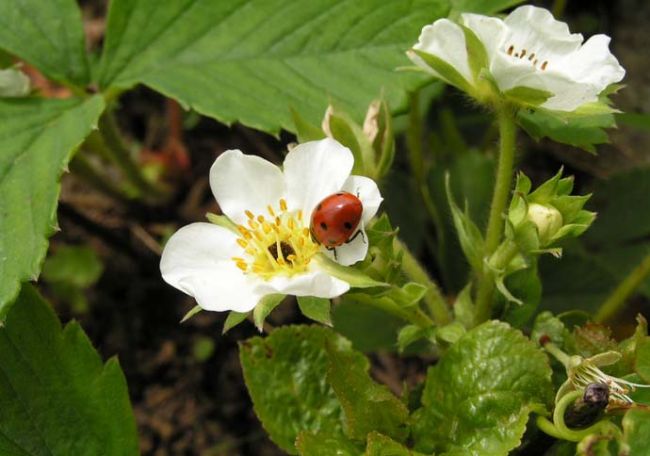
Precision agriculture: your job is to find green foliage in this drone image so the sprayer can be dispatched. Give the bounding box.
[241,325,411,454]
[42,245,103,288]
[365,432,429,455]
[222,310,248,334]
[97,0,450,134]
[540,168,650,315]
[450,0,524,14]
[326,340,409,441]
[517,108,615,153]
[0,285,138,455]
[0,0,90,86]
[412,321,553,455]
[623,409,650,456]
[240,326,345,454]
[0,96,105,317]
[253,294,285,331]
[297,296,332,326]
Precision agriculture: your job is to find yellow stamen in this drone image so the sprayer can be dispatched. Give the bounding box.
[245,210,254,220]
[279,199,287,211]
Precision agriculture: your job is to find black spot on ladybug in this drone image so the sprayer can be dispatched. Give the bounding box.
[317,204,322,210]
[343,221,353,230]
[320,222,328,230]
[336,192,344,196]
[268,241,295,261]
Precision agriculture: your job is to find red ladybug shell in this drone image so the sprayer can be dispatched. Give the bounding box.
[310,192,363,247]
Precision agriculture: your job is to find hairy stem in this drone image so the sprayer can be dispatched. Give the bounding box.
[595,250,650,323]
[474,106,517,324]
[396,238,451,325]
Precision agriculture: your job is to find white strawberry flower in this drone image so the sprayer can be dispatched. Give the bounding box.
[160,138,382,313]
[408,5,625,112]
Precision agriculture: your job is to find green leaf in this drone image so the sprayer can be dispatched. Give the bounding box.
[450,0,524,14]
[253,294,285,331]
[291,108,326,143]
[0,0,90,86]
[412,321,553,455]
[296,430,362,456]
[326,340,409,441]
[239,326,345,454]
[365,432,429,456]
[531,311,573,349]
[635,337,650,383]
[42,245,103,288]
[297,296,332,326]
[0,284,138,455]
[623,409,650,456]
[517,108,615,153]
[504,86,553,107]
[0,96,105,317]
[222,310,248,334]
[97,0,450,134]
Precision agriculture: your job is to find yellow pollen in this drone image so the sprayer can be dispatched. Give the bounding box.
[231,199,321,279]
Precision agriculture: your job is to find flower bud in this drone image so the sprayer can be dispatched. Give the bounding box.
[527,203,563,245]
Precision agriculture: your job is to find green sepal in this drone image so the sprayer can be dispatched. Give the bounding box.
[314,253,389,289]
[222,311,248,334]
[180,305,202,323]
[459,25,489,80]
[253,294,285,331]
[397,324,436,352]
[445,174,485,273]
[410,49,473,94]
[291,107,326,143]
[365,98,396,181]
[503,86,553,107]
[297,296,332,326]
[436,321,467,344]
[206,212,238,232]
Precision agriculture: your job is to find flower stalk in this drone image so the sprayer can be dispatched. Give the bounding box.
[475,105,517,323]
[595,251,650,323]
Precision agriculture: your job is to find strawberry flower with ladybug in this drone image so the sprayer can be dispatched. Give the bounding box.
[160,138,382,314]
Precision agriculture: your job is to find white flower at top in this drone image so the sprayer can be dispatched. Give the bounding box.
[160,138,382,313]
[408,5,625,112]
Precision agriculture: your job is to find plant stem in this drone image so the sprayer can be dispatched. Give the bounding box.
[97,110,167,201]
[396,238,451,325]
[544,342,571,369]
[595,250,650,323]
[474,106,517,324]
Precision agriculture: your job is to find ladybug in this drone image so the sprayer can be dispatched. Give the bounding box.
[310,192,364,250]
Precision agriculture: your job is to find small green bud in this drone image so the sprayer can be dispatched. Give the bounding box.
[527,203,563,245]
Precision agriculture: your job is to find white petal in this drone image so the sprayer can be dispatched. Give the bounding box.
[559,34,625,90]
[342,175,382,226]
[329,224,369,266]
[461,13,507,62]
[411,19,473,84]
[283,138,353,221]
[259,267,349,298]
[209,149,285,225]
[504,6,582,54]
[489,51,540,92]
[160,223,263,312]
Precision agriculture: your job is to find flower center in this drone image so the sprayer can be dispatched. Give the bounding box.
[231,199,320,279]
[505,44,549,71]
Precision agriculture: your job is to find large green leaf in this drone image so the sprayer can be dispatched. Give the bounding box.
[412,321,553,455]
[0,284,138,455]
[326,339,409,441]
[0,0,90,86]
[239,325,345,454]
[97,0,449,134]
[450,0,524,14]
[0,96,104,317]
[623,409,650,456]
